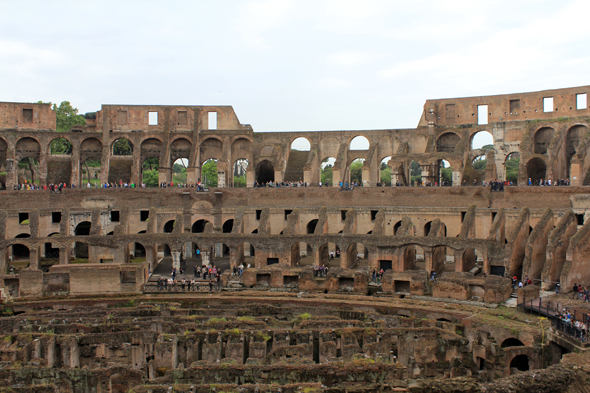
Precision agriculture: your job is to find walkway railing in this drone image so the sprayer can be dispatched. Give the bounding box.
[518,296,590,342]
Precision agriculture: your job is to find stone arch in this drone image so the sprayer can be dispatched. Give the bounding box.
[437,159,453,186]
[501,338,525,348]
[393,220,402,235]
[255,160,275,184]
[192,219,211,233]
[48,137,73,155]
[436,132,461,153]
[306,219,318,234]
[291,137,311,151]
[232,158,248,187]
[534,127,555,155]
[15,137,41,160]
[509,354,530,373]
[470,130,493,150]
[505,152,520,184]
[199,137,222,164]
[201,158,218,187]
[349,157,365,185]
[162,220,175,233]
[111,138,134,156]
[320,157,336,186]
[222,219,234,233]
[526,157,547,185]
[12,234,31,262]
[379,156,392,186]
[350,136,370,150]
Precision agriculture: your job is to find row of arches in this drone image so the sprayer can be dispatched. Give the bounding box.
[0,135,253,188]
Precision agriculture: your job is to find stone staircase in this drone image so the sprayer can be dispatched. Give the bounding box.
[283,150,309,182]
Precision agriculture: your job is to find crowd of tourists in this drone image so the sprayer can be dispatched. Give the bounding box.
[155,265,222,291]
[254,180,309,187]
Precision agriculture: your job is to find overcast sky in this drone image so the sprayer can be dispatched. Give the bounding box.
[1,0,589,133]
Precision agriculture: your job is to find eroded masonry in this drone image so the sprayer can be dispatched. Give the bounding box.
[1,86,590,392]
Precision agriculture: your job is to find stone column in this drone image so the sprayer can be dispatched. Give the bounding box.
[70,142,80,187]
[6,159,15,190]
[29,246,40,270]
[201,250,211,266]
[131,148,141,186]
[38,153,47,187]
[59,245,71,265]
[171,251,181,271]
[0,249,6,274]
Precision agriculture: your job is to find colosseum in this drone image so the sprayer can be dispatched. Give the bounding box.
[0,86,589,392]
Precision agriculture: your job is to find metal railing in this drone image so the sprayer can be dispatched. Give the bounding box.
[519,296,590,342]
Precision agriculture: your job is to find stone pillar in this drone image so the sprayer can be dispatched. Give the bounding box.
[33,339,42,359]
[6,159,15,190]
[362,166,371,187]
[38,154,47,187]
[46,337,56,368]
[0,249,6,274]
[59,246,70,265]
[70,143,80,187]
[229,248,238,270]
[452,171,461,186]
[201,251,211,266]
[274,169,283,184]
[70,337,80,368]
[246,170,255,188]
[131,148,141,186]
[171,251,181,271]
[29,246,40,270]
[570,161,582,186]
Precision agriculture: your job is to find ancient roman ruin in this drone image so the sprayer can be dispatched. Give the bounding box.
[1,86,590,392]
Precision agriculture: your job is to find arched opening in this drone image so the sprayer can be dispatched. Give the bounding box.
[438,159,453,186]
[291,137,311,151]
[410,161,422,186]
[12,234,31,263]
[501,338,525,348]
[238,242,255,267]
[192,219,211,233]
[172,158,188,185]
[292,242,314,267]
[233,159,248,187]
[534,127,554,155]
[437,132,461,153]
[320,157,335,186]
[350,158,364,186]
[128,242,146,263]
[79,138,103,188]
[255,160,275,185]
[43,233,60,269]
[526,157,546,185]
[347,242,368,268]
[464,155,487,186]
[424,221,447,237]
[163,220,175,233]
[142,157,159,187]
[393,220,402,235]
[49,137,73,155]
[505,153,520,185]
[112,138,133,155]
[80,158,101,188]
[74,221,91,261]
[75,221,91,236]
[307,219,318,234]
[510,354,530,373]
[202,158,218,188]
[17,157,39,186]
[140,137,163,187]
[566,125,586,178]
[379,156,392,186]
[471,131,494,150]
[222,219,234,233]
[415,245,425,268]
[318,242,339,267]
[350,136,370,150]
